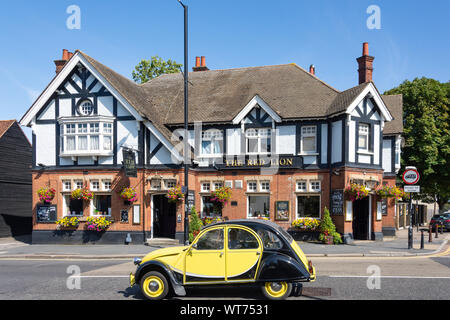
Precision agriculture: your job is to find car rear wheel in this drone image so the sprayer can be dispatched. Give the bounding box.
[261,281,292,300]
[140,271,170,300]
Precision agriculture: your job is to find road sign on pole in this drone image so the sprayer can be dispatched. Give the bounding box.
[402,168,420,185]
[404,185,420,193]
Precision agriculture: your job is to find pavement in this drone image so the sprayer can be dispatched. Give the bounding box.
[0,228,448,260]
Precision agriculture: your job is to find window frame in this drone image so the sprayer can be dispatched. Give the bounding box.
[200,129,224,157]
[296,194,321,219]
[358,123,370,152]
[247,194,270,219]
[245,128,272,155]
[300,125,317,154]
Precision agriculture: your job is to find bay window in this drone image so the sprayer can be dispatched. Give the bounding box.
[59,119,114,156]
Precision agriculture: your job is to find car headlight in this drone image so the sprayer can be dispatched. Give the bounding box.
[133,257,142,266]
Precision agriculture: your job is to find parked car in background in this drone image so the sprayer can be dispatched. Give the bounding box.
[130,219,316,300]
[430,214,450,231]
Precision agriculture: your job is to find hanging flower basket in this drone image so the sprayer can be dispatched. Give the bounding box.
[210,186,232,206]
[375,185,406,200]
[56,216,80,230]
[86,216,112,232]
[71,188,94,201]
[37,187,56,204]
[120,187,138,204]
[167,185,184,203]
[344,183,369,201]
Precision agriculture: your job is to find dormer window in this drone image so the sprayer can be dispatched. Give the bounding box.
[79,99,94,116]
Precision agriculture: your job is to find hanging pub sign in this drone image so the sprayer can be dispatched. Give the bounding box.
[122,149,137,178]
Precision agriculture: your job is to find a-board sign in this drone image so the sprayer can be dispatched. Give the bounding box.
[331,190,344,215]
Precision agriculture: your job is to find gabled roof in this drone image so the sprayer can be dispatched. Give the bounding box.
[0,120,15,139]
[381,94,403,135]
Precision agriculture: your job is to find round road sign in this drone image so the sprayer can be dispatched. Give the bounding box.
[402,169,420,185]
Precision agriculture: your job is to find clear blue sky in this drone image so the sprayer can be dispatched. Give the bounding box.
[1,0,448,138]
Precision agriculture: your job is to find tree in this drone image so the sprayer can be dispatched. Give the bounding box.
[132,56,182,84]
[189,206,203,243]
[384,78,450,211]
[318,207,342,244]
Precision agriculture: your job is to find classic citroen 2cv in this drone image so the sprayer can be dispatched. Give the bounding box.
[130,219,316,300]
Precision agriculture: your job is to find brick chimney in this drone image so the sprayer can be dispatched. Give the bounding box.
[356,42,374,84]
[309,64,315,76]
[192,56,209,72]
[54,49,74,74]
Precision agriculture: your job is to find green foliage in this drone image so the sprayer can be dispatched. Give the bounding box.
[384,78,450,210]
[132,56,182,84]
[318,207,342,244]
[189,206,203,243]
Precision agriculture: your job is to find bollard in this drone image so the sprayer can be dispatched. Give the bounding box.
[420,230,424,249]
[435,224,439,238]
[440,223,444,235]
[429,224,432,243]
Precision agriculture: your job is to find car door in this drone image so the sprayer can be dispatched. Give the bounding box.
[184,226,226,284]
[225,226,263,282]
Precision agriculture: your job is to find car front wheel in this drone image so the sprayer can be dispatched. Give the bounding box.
[261,281,292,300]
[140,271,170,300]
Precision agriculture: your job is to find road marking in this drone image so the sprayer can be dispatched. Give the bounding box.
[328,275,450,279]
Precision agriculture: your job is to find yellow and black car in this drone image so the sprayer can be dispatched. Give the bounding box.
[130,219,316,300]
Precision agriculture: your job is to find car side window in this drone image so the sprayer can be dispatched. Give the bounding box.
[196,228,224,250]
[256,229,283,250]
[228,228,259,249]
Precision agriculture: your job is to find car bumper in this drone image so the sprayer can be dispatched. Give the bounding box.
[309,266,316,282]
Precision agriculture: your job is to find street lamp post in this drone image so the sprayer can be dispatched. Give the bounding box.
[177,0,189,245]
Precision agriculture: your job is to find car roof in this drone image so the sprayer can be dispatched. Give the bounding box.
[205,218,280,230]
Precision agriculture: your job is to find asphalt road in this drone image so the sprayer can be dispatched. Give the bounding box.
[0,247,448,301]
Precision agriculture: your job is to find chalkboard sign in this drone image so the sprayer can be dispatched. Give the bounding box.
[121,209,129,223]
[331,190,344,215]
[36,205,57,222]
[381,198,388,216]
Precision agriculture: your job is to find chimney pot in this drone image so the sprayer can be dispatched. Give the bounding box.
[362,42,369,56]
[201,56,206,67]
[195,56,201,67]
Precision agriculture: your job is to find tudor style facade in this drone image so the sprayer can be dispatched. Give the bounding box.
[21,43,403,244]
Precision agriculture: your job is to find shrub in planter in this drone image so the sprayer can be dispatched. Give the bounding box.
[120,187,138,204]
[37,187,56,204]
[189,207,203,243]
[86,216,112,232]
[71,188,94,201]
[56,216,80,230]
[318,207,342,245]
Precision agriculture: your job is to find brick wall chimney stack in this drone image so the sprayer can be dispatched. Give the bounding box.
[54,49,74,74]
[356,42,374,84]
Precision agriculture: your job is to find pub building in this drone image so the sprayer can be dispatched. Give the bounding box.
[20,43,403,244]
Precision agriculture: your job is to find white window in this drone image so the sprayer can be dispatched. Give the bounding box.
[213,182,223,191]
[260,181,270,192]
[246,128,271,154]
[103,180,112,191]
[60,121,114,155]
[358,123,370,152]
[310,181,321,192]
[247,181,257,192]
[296,181,307,192]
[75,180,84,190]
[301,126,317,154]
[165,180,177,189]
[151,179,162,190]
[201,130,223,156]
[91,180,100,191]
[63,180,72,191]
[201,182,211,193]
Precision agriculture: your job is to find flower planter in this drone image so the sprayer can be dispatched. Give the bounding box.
[287,229,320,242]
[323,235,334,245]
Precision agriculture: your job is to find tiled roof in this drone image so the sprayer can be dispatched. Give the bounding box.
[0,120,15,139]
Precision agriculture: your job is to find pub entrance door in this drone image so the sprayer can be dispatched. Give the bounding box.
[352,197,370,240]
[152,194,177,239]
